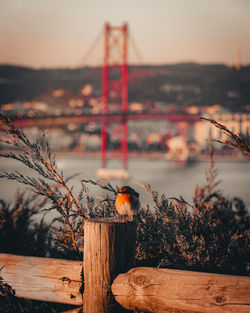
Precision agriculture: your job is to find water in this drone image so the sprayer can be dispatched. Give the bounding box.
[0,156,250,217]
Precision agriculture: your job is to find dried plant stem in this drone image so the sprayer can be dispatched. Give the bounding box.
[201,117,250,157]
[62,210,78,251]
[22,137,81,216]
[0,115,85,221]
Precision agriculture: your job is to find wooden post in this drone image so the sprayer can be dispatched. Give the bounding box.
[83,218,135,313]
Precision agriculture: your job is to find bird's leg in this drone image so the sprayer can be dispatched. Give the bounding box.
[114,210,119,220]
[128,215,133,222]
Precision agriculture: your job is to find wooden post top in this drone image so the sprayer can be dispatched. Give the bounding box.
[85,217,134,224]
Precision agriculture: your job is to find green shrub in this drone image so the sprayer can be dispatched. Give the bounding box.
[0,192,51,257]
[135,182,249,275]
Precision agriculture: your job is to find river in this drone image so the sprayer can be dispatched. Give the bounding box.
[0,156,249,214]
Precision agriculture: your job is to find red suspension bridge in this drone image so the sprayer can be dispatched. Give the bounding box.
[12,23,200,172]
[88,23,199,169]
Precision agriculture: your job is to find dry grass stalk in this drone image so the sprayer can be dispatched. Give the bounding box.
[201,117,250,157]
[135,146,249,274]
[0,115,88,253]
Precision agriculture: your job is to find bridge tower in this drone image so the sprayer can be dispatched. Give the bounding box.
[101,22,128,169]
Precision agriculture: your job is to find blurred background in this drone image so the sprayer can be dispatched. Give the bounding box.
[0,0,250,207]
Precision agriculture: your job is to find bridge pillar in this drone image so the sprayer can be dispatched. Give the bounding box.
[101,22,129,169]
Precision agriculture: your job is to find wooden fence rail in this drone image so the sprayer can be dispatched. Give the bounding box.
[1,219,250,313]
[0,253,82,305]
[112,267,250,313]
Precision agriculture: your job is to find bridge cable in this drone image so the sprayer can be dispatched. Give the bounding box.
[76,29,103,68]
[129,31,144,65]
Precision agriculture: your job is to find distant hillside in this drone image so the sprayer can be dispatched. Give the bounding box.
[0,63,250,111]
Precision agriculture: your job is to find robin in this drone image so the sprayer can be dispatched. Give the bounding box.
[115,186,140,221]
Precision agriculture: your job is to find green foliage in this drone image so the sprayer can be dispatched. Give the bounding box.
[0,192,51,257]
[135,189,249,274]
[135,149,249,275]
[0,114,87,256]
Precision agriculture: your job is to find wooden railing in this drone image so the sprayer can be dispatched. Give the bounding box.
[1,219,250,313]
[0,253,82,306]
[112,267,250,313]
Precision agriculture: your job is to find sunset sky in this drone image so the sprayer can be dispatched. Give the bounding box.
[0,0,250,68]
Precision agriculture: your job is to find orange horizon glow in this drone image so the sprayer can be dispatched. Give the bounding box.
[0,0,250,68]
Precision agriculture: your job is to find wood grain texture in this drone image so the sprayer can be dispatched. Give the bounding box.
[61,307,82,313]
[83,219,135,313]
[0,253,82,305]
[112,267,250,313]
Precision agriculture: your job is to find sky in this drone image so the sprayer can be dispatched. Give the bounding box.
[0,0,250,68]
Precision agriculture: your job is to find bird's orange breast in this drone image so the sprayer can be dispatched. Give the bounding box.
[116,193,131,206]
